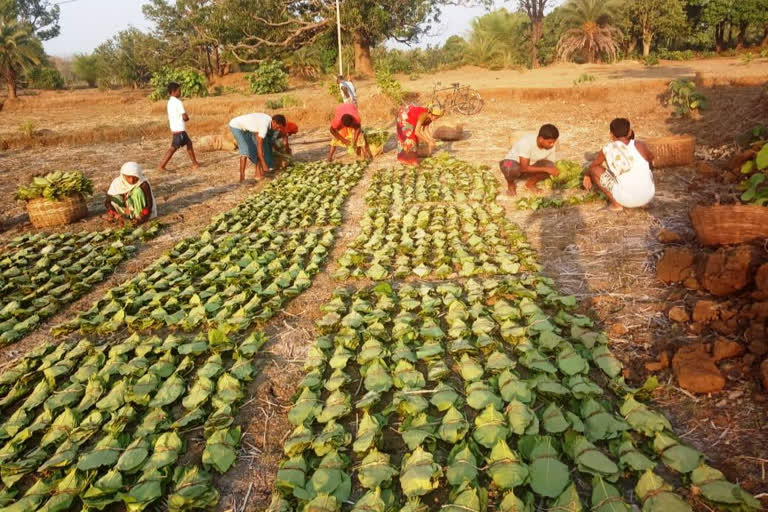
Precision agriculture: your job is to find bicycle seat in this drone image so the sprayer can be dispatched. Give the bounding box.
[451,82,460,87]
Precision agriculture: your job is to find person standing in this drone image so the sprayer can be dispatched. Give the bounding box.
[158,82,200,171]
[499,124,560,196]
[328,103,372,162]
[228,113,287,182]
[338,75,357,105]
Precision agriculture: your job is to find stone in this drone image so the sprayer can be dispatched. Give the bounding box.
[743,353,757,368]
[657,247,696,284]
[761,359,768,391]
[609,323,628,337]
[692,300,719,323]
[683,277,701,290]
[672,344,726,394]
[657,229,683,244]
[696,160,720,178]
[750,302,768,321]
[748,339,768,357]
[754,264,768,299]
[668,306,690,323]
[712,339,745,362]
[645,351,670,372]
[699,246,758,297]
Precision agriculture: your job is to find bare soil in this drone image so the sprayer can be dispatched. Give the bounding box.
[0,59,766,510]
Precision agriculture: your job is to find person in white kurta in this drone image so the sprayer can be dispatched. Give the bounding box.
[583,118,656,211]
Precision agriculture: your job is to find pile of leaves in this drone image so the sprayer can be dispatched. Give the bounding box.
[0,328,267,511]
[333,203,538,281]
[56,229,335,336]
[365,154,499,208]
[352,130,390,156]
[267,279,760,512]
[738,140,768,205]
[209,161,365,233]
[514,192,604,211]
[540,160,584,190]
[0,225,162,346]
[15,171,94,202]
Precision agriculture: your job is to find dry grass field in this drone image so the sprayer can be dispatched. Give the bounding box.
[1,57,768,510]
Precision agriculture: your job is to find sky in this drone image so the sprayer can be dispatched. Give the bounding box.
[44,0,506,57]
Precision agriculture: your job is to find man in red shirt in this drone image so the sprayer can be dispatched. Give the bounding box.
[327,103,372,162]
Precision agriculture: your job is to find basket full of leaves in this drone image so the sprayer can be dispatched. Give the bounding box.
[16,171,93,228]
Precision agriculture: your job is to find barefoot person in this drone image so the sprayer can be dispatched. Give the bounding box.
[499,124,560,196]
[328,103,373,162]
[583,118,655,211]
[228,113,287,182]
[396,104,443,166]
[105,162,157,226]
[158,82,200,171]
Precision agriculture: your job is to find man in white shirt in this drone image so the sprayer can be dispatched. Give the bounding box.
[499,124,561,196]
[229,113,287,182]
[337,75,357,105]
[158,82,200,171]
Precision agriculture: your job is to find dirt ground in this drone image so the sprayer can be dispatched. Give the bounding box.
[1,59,767,510]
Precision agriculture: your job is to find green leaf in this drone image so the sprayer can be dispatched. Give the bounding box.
[446,443,478,486]
[358,448,398,489]
[519,435,570,498]
[634,470,692,512]
[653,432,702,474]
[487,439,529,490]
[77,434,123,470]
[591,476,631,512]
[400,446,441,498]
[203,426,241,473]
[439,406,469,443]
[473,404,509,448]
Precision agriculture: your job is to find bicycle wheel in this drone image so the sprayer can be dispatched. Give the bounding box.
[456,90,484,116]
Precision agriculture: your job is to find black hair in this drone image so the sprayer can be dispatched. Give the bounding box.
[610,118,631,138]
[538,124,559,140]
[341,114,356,127]
[167,82,180,95]
[272,114,287,126]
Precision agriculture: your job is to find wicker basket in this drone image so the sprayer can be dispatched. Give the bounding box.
[690,204,768,246]
[433,125,464,141]
[417,142,432,158]
[646,135,696,168]
[26,194,88,228]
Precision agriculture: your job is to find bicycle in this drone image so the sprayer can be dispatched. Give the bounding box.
[430,82,484,116]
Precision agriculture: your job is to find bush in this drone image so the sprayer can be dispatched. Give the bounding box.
[148,68,208,101]
[72,54,100,87]
[27,67,64,90]
[327,79,343,102]
[572,73,596,86]
[656,49,694,61]
[666,79,707,117]
[375,67,404,105]
[641,55,659,67]
[18,120,38,138]
[248,61,288,95]
[265,94,301,109]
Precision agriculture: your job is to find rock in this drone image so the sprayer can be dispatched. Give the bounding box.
[645,351,670,372]
[668,306,690,323]
[743,353,757,368]
[672,344,726,393]
[745,322,766,342]
[699,246,758,296]
[748,339,768,357]
[754,264,768,299]
[657,229,683,244]
[692,300,719,323]
[609,323,628,337]
[761,359,768,390]
[683,277,701,290]
[696,160,720,178]
[657,247,696,284]
[689,322,706,334]
[712,339,745,362]
[711,319,739,335]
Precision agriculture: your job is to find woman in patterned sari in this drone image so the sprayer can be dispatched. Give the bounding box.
[396,104,443,166]
[105,162,157,226]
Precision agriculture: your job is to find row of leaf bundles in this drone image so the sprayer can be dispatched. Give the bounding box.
[57,229,334,336]
[0,225,162,346]
[364,155,499,208]
[0,330,268,511]
[332,202,539,281]
[270,279,760,512]
[208,161,366,233]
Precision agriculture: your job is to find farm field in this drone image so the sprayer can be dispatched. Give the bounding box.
[0,61,767,511]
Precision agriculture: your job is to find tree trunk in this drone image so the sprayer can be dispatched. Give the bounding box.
[353,36,374,77]
[736,22,748,49]
[627,37,637,55]
[5,66,17,99]
[642,30,653,57]
[761,23,768,47]
[715,23,726,52]
[205,46,214,78]
[214,44,224,77]
[530,19,542,68]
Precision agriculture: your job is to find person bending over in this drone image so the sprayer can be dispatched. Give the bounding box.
[499,124,560,196]
[583,118,655,211]
[228,113,287,182]
[328,103,372,162]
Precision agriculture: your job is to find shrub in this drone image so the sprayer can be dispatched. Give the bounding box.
[265,94,301,109]
[572,73,596,86]
[15,171,93,202]
[18,120,38,138]
[148,68,208,101]
[27,67,64,90]
[326,79,343,102]
[375,67,404,105]
[72,54,100,87]
[642,54,659,67]
[656,49,694,61]
[248,61,288,95]
[666,79,707,117]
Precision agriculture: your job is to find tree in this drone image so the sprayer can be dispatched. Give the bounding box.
[92,28,167,88]
[691,0,768,51]
[0,14,42,98]
[225,0,490,77]
[518,0,556,68]
[622,0,687,56]
[557,0,622,63]
[465,9,530,68]
[72,53,100,87]
[0,0,60,40]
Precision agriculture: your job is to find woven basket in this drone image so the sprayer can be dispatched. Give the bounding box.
[433,125,464,141]
[646,135,696,168]
[26,194,88,228]
[417,143,432,158]
[690,204,768,246]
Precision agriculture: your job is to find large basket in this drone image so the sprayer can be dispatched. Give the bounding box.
[433,125,464,141]
[26,194,88,228]
[690,204,768,246]
[646,135,696,168]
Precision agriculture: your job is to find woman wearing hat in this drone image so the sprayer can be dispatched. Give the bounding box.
[396,104,444,166]
[105,162,157,226]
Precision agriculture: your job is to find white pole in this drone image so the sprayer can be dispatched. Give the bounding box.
[336,0,343,76]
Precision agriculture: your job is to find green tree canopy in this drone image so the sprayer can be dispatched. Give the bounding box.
[620,0,687,56]
[0,12,43,98]
[0,0,60,40]
[557,0,622,63]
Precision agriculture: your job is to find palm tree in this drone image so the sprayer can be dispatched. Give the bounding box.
[0,16,43,99]
[556,0,623,64]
